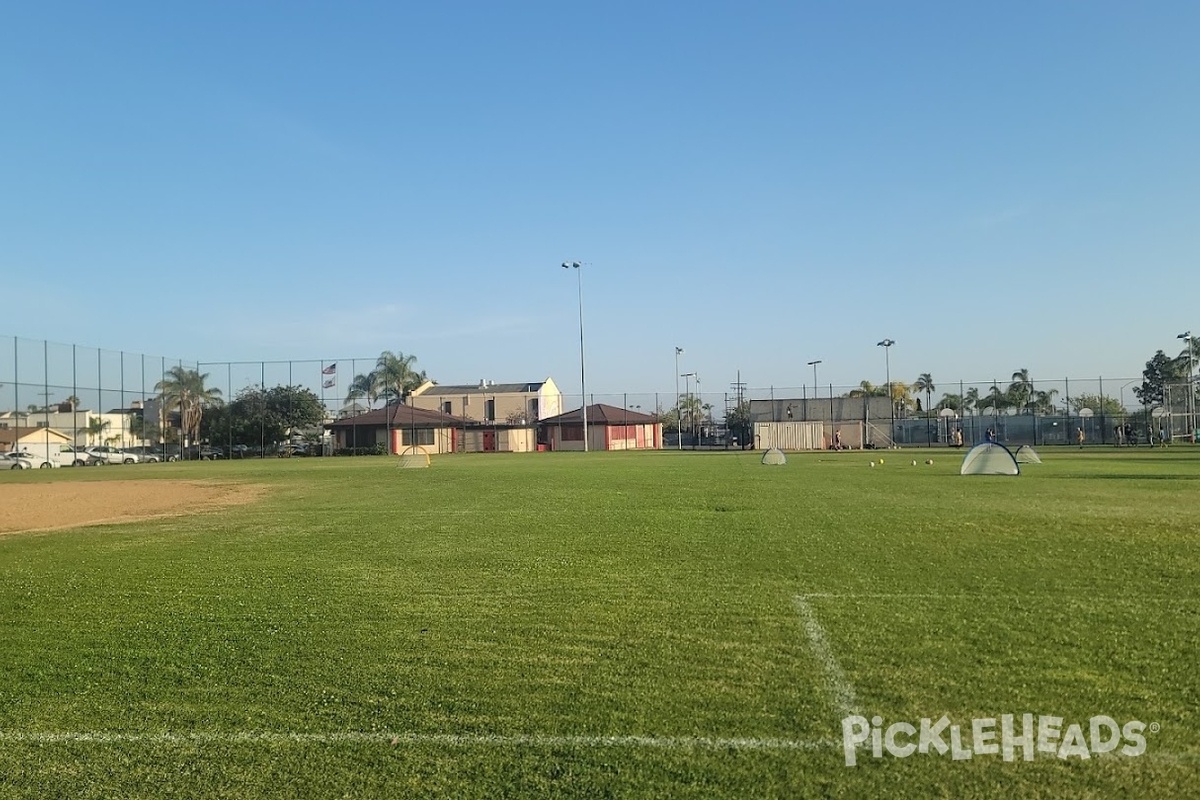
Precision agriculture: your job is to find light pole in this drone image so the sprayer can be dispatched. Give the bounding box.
[562,261,588,451]
[675,347,684,450]
[807,360,822,408]
[1178,332,1193,441]
[681,372,697,447]
[877,339,895,446]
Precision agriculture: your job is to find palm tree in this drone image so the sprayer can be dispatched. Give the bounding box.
[979,384,1011,415]
[1008,369,1033,414]
[964,387,981,416]
[936,393,963,412]
[848,380,888,398]
[913,374,935,417]
[155,366,223,447]
[889,381,914,418]
[676,394,703,434]
[86,417,111,446]
[345,372,382,408]
[346,350,428,408]
[1030,388,1059,414]
[374,350,426,403]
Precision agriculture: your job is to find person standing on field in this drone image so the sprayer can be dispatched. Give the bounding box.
[1077,427,1085,448]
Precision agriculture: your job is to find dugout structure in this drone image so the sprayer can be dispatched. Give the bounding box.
[754,421,864,451]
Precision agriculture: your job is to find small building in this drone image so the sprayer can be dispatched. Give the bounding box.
[409,378,563,425]
[540,404,663,451]
[0,426,73,454]
[326,404,466,455]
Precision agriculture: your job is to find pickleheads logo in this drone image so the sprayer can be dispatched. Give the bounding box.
[842,714,1153,767]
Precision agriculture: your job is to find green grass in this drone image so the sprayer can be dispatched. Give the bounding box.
[0,448,1197,798]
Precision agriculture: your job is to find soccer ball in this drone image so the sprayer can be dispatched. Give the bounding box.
[926,459,934,465]
[911,460,917,466]
[878,458,884,465]
[869,461,876,467]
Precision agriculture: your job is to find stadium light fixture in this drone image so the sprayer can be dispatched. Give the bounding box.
[877,340,895,445]
[681,372,697,447]
[562,261,587,452]
[675,347,684,450]
[807,360,822,400]
[1179,331,1194,439]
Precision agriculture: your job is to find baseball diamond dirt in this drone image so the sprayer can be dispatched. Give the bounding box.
[0,480,264,535]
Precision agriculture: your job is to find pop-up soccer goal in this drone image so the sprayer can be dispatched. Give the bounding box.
[397,445,431,468]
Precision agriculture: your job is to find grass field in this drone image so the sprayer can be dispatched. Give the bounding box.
[0,448,1197,798]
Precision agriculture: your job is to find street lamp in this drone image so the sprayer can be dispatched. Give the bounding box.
[562,261,587,452]
[1178,331,1193,441]
[877,339,895,446]
[681,372,697,447]
[675,347,684,450]
[807,360,822,404]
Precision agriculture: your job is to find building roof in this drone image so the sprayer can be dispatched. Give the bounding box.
[0,427,73,445]
[539,403,660,426]
[417,380,549,396]
[326,403,467,429]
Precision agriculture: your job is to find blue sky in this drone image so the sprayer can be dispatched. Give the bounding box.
[3,2,1198,396]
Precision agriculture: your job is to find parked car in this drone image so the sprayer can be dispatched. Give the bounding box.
[125,446,161,463]
[64,446,102,467]
[85,446,140,465]
[1,452,34,470]
[184,445,224,461]
[277,442,310,457]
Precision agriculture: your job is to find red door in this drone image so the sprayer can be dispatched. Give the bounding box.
[483,430,496,452]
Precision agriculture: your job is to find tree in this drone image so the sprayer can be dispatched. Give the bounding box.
[86,417,111,445]
[1008,369,1034,414]
[936,393,963,412]
[724,401,752,448]
[1028,389,1059,414]
[978,385,1011,415]
[1069,393,1124,416]
[346,350,429,407]
[848,381,887,398]
[203,385,325,445]
[913,374,935,417]
[889,381,914,418]
[155,366,223,446]
[676,393,703,435]
[964,387,981,416]
[1133,350,1187,408]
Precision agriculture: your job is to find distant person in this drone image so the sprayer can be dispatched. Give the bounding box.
[833,430,843,451]
[1160,426,1168,447]
[1124,423,1134,447]
[985,428,995,443]
[1077,427,1085,448]
[1114,424,1123,446]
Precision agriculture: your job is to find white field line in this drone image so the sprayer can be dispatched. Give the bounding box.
[0,730,837,750]
[800,593,1195,603]
[792,595,858,718]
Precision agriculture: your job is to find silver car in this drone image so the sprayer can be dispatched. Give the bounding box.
[85,446,140,465]
[2,452,34,470]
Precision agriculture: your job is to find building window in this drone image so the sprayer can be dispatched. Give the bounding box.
[484,399,495,422]
[529,398,538,420]
[403,427,436,446]
[442,401,452,414]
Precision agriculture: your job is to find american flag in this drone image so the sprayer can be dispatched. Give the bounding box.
[322,363,337,375]
[322,378,336,389]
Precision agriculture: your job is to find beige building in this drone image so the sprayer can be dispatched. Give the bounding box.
[1,408,143,448]
[0,426,73,454]
[409,378,562,425]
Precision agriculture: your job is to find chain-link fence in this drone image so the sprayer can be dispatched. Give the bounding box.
[3,334,1193,456]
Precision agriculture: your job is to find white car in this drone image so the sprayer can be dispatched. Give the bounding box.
[2,452,34,470]
[85,446,140,465]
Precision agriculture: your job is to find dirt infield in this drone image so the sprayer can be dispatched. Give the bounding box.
[0,480,265,535]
